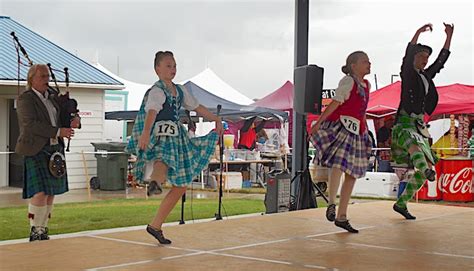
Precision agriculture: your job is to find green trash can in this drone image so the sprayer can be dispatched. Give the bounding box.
[91,142,128,191]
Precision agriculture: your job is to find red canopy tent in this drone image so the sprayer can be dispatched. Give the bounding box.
[431,84,474,118]
[366,81,401,118]
[252,81,326,146]
[367,82,474,120]
[253,81,295,112]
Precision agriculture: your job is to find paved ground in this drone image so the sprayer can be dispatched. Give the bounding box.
[1,201,473,271]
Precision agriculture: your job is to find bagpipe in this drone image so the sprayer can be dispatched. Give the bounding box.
[11,31,80,152]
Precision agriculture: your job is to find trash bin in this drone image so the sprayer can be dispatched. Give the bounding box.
[91,142,128,191]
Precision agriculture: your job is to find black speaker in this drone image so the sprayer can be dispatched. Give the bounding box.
[293,64,324,114]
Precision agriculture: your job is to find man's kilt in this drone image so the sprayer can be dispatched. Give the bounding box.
[23,143,68,199]
[391,111,438,167]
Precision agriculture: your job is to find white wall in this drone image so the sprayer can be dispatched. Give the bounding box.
[64,88,104,189]
[0,98,8,187]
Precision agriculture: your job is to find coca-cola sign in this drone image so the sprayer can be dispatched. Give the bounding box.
[439,167,473,194]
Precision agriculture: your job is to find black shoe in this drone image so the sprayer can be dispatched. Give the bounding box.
[147,181,163,196]
[393,203,416,220]
[40,227,50,240]
[335,219,359,233]
[326,204,336,222]
[424,169,436,182]
[146,225,171,244]
[29,226,41,242]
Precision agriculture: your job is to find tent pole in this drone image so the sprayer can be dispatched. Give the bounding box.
[292,0,310,208]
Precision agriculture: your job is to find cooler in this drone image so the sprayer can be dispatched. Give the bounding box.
[438,157,474,202]
[309,164,329,183]
[352,172,399,198]
[213,172,243,190]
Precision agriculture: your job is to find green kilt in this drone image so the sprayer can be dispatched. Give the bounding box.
[23,144,69,199]
[391,112,438,167]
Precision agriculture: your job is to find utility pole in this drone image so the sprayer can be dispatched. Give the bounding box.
[292,0,309,204]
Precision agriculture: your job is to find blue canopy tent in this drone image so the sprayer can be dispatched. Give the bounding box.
[105,81,288,122]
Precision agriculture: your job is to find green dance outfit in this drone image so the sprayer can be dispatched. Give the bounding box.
[392,42,450,214]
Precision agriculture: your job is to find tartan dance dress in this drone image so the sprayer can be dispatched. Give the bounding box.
[310,76,372,179]
[126,81,218,187]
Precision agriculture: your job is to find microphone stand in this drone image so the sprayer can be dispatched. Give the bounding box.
[215,104,223,220]
[290,139,328,210]
[180,110,196,225]
[179,193,186,224]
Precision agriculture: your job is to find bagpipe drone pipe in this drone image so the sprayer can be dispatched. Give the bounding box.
[11,31,81,151]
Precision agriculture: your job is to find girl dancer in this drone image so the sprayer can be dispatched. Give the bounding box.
[310,51,372,233]
[127,51,223,244]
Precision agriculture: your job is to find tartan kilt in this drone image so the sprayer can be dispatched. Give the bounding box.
[310,120,372,178]
[23,144,68,199]
[133,124,218,187]
[391,113,438,166]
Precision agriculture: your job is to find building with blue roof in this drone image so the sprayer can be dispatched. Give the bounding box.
[0,16,123,87]
[0,16,126,189]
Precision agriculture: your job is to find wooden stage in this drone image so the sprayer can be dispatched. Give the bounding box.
[1,201,473,270]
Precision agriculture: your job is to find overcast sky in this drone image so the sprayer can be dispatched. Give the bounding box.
[1,0,472,100]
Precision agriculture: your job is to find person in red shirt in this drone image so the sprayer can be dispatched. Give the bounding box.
[238,117,266,150]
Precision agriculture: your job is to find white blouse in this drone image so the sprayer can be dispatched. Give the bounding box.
[332,75,370,103]
[145,84,200,113]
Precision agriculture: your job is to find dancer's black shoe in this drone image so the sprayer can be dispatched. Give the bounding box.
[147,180,163,196]
[40,227,50,240]
[334,219,359,233]
[326,204,336,222]
[29,226,41,242]
[393,203,416,220]
[424,169,436,182]
[146,225,171,244]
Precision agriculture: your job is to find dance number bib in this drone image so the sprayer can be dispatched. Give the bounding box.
[154,121,178,137]
[340,115,360,135]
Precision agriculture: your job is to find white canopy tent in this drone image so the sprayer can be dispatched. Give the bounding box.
[97,64,261,139]
[93,62,150,110]
[182,68,253,105]
[96,64,253,109]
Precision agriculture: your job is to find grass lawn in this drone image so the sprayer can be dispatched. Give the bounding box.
[0,198,265,241]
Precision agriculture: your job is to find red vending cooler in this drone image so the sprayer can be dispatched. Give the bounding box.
[439,158,474,202]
